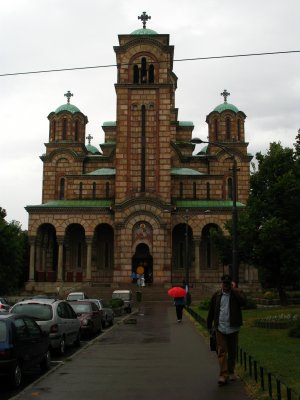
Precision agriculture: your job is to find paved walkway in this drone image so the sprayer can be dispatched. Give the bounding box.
[13,302,251,400]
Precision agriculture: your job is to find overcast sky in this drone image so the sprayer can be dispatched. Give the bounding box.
[1,0,299,229]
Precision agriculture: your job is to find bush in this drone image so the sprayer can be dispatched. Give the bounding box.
[263,291,277,300]
[244,297,257,309]
[198,298,211,310]
[289,321,300,338]
[109,298,124,308]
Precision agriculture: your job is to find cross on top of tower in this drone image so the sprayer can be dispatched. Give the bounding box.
[64,90,73,104]
[220,89,230,103]
[138,11,151,29]
[86,134,93,145]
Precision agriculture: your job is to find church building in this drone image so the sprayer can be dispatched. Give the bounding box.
[25,13,256,293]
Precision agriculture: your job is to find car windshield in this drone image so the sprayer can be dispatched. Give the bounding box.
[12,303,53,321]
[0,298,8,304]
[70,303,91,314]
[0,321,7,342]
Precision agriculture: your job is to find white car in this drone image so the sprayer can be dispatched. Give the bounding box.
[10,298,81,354]
[89,299,114,328]
[66,292,88,301]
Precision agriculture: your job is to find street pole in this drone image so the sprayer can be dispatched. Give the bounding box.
[191,138,239,286]
[185,209,189,289]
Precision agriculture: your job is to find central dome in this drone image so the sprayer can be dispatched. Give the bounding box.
[213,103,239,113]
[131,28,158,35]
[55,103,81,114]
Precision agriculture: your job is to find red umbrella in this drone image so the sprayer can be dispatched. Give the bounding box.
[168,286,186,298]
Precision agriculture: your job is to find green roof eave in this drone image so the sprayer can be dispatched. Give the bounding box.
[85,168,116,176]
[178,121,194,127]
[130,28,158,35]
[102,121,116,127]
[54,103,81,114]
[26,200,113,209]
[171,168,203,176]
[174,200,246,208]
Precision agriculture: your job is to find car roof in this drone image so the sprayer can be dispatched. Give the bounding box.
[13,298,61,306]
[112,290,132,294]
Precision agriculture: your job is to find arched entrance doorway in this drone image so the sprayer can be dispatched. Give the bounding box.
[132,243,153,284]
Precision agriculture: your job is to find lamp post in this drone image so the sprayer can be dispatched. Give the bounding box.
[191,138,239,285]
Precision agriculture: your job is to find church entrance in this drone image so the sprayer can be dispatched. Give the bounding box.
[132,243,153,285]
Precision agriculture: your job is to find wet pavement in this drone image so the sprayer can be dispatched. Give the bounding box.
[11,302,251,400]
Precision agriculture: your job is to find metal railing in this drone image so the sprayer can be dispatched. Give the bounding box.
[186,307,300,400]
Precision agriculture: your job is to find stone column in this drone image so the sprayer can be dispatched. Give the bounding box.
[85,237,93,282]
[194,236,201,281]
[28,237,36,281]
[56,237,64,282]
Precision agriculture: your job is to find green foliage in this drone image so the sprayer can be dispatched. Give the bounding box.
[109,298,124,308]
[244,297,257,309]
[0,211,29,294]
[289,321,300,338]
[197,298,211,310]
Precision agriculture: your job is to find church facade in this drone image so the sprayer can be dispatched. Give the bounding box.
[25,15,256,292]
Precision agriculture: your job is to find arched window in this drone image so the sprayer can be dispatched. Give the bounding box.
[75,120,79,141]
[206,182,210,200]
[228,178,233,200]
[149,64,155,83]
[63,118,67,140]
[179,182,183,198]
[193,182,197,199]
[105,182,110,198]
[226,118,231,140]
[237,119,241,141]
[52,120,56,141]
[133,65,139,84]
[59,178,65,200]
[214,119,218,141]
[92,182,96,199]
[79,182,83,199]
[141,57,147,83]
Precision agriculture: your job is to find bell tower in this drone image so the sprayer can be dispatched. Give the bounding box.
[113,13,177,204]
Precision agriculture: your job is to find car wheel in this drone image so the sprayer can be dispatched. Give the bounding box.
[58,336,66,355]
[109,316,114,326]
[101,319,106,329]
[40,350,51,372]
[74,331,81,347]
[10,362,22,388]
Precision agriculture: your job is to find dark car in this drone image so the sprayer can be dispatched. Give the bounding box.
[0,297,10,311]
[69,301,102,338]
[89,299,114,328]
[0,313,51,387]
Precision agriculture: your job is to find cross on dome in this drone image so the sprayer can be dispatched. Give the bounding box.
[138,11,151,29]
[86,134,93,145]
[64,90,73,104]
[220,89,230,103]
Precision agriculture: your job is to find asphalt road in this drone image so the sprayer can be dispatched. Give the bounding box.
[7,302,251,400]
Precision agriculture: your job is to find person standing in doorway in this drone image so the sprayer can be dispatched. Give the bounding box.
[207,274,246,386]
[173,297,185,322]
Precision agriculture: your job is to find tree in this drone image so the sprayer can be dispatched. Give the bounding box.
[0,210,29,294]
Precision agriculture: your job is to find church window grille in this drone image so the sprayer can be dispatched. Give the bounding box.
[141,57,147,83]
[214,119,218,141]
[149,64,155,83]
[79,182,83,199]
[92,182,96,199]
[75,120,79,141]
[133,65,139,84]
[59,178,65,200]
[226,118,231,140]
[237,119,241,141]
[228,177,233,200]
[63,118,67,140]
[105,182,110,198]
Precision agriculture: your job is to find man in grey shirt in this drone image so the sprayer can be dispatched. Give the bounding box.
[207,275,247,385]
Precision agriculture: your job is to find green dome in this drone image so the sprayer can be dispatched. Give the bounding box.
[55,103,81,114]
[131,28,158,35]
[213,103,239,113]
[86,144,100,154]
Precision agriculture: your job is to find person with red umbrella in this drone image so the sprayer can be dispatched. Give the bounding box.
[168,286,186,322]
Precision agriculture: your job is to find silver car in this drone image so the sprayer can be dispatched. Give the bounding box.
[10,298,80,354]
[89,299,114,328]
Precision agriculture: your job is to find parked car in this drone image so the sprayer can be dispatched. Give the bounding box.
[89,299,114,328]
[0,297,10,311]
[10,298,80,354]
[66,292,88,301]
[69,300,102,338]
[112,290,133,313]
[0,312,51,387]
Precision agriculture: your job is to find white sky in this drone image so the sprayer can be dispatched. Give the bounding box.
[0,0,299,230]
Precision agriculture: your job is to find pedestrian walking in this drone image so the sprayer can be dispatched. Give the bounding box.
[173,296,185,322]
[207,274,247,386]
